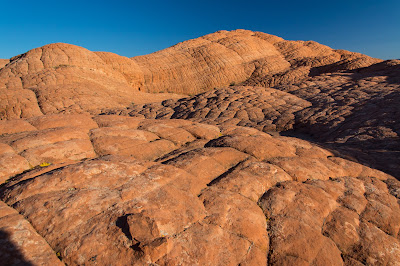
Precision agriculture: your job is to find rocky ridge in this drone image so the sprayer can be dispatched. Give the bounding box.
[1,114,399,265]
[0,29,380,120]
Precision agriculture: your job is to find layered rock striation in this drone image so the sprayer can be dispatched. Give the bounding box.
[0,29,380,120]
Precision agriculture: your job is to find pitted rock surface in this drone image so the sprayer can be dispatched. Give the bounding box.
[118,60,400,178]
[275,60,400,177]
[1,115,399,265]
[124,86,311,132]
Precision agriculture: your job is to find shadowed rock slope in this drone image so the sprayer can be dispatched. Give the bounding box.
[1,114,399,265]
[116,60,400,178]
[0,29,380,120]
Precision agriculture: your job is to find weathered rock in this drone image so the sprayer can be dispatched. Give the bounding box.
[1,118,399,265]
[259,177,400,265]
[0,125,96,171]
[0,59,8,69]
[127,86,311,132]
[28,114,98,131]
[0,43,183,120]
[0,30,380,120]
[0,201,63,265]
[92,114,142,129]
[0,119,37,135]
[0,29,398,265]
[0,143,30,183]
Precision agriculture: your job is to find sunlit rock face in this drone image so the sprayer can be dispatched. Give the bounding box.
[0,29,380,120]
[0,30,399,265]
[1,114,399,265]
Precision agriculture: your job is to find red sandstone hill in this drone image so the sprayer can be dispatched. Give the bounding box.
[0,30,400,265]
[0,29,380,120]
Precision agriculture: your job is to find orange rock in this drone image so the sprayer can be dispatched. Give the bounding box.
[27,114,98,131]
[0,201,63,265]
[0,30,381,119]
[0,143,30,183]
[0,119,37,135]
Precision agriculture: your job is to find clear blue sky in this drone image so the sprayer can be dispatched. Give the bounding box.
[0,0,399,59]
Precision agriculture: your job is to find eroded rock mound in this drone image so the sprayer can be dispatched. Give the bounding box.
[119,86,311,132]
[1,115,399,265]
[121,59,400,178]
[0,30,380,120]
[277,60,400,177]
[0,43,183,120]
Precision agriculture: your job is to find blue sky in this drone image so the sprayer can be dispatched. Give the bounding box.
[0,0,399,59]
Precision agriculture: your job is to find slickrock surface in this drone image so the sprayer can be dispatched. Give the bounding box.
[124,86,311,132]
[276,60,400,178]
[0,29,380,120]
[0,43,183,120]
[119,60,400,178]
[1,115,400,265]
[1,30,399,265]
[0,201,64,265]
[0,59,9,69]
[129,30,379,94]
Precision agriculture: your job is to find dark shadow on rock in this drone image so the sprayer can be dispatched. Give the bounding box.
[282,128,400,180]
[352,60,400,84]
[309,59,400,85]
[0,229,33,266]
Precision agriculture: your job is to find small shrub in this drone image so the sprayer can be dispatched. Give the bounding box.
[229,82,236,86]
[53,64,70,69]
[39,162,51,167]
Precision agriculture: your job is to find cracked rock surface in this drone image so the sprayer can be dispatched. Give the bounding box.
[1,114,399,265]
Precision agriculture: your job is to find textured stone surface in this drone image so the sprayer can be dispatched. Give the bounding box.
[0,201,63,265]
[0,143,30,184]
[125,86,311,132]
[0,119,37,135]
[259,177,400,265]
[276,60,400,178]
[0,30,379,120]
[0,43,183,120]
[0,59,9,69]
[1,116,399,265]
[0,30,399,265]
[122,60,400,178]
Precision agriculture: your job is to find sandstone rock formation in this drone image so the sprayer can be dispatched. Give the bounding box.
[1,114,399,265]
[0,30,380,120]
[0,59,8,69]
[1,30,399,265]
[0,44,183,120]
[124,86,311,132]
[120,60,400,178]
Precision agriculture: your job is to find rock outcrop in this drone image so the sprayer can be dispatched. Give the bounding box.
[0,59,8,69]
[1,114,399,265]
[0,44,183,120]
[120,60,400,178]
[0,30,380,120]
[1,30,399,265]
